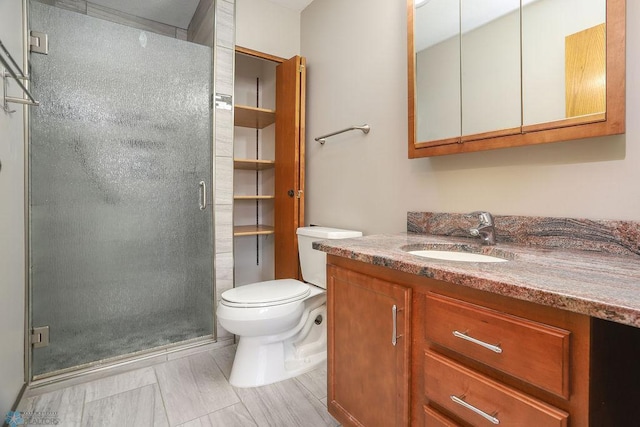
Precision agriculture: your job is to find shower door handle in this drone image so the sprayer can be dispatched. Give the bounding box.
[199,181,207,210]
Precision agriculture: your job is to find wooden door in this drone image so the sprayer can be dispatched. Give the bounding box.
[327,264,411,427]
[275,55,306,279]
[565,23,606,117]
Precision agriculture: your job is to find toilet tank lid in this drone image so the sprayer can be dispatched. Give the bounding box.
[297,226,362,239]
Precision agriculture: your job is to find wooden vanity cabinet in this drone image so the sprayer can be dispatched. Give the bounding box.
[326,255,640,427]
[327,263,411,427]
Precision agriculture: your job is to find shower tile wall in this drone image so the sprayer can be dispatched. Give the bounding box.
[189,0,236,340]
[213,0,236,340]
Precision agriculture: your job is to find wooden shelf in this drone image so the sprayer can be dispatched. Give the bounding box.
[235,105,276,129]
[234,195,275,200]
[234,159,276,170]
[234,225,275,237]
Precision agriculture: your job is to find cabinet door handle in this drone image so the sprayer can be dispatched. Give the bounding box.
[392,305,397,346]
[453,330,502,354]
[450,395,500,425]
[199,181,207,210]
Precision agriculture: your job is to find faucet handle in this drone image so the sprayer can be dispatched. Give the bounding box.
[469,211,493,225]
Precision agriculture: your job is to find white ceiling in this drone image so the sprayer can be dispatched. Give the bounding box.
[92,0,313,29]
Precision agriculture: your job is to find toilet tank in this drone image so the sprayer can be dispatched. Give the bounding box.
[296,227,362,289]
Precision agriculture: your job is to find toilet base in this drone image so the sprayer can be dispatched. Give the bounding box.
[228,304,327,388]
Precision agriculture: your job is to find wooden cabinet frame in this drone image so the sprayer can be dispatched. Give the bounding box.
[232,46,306,279]
[327,255,640,426]
[407,0,625,158]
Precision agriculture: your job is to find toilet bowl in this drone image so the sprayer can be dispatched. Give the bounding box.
[217,226,362,388]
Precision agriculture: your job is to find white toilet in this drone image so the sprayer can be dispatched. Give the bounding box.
[217,226,362,388]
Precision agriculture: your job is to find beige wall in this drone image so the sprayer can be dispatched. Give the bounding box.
[236,0,300,58]
[300,0,639,236]
[0,0,26,414]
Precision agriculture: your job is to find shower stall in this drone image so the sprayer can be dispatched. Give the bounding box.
[27,0,216,379]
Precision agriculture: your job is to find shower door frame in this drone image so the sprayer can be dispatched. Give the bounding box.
[22,0,219,385]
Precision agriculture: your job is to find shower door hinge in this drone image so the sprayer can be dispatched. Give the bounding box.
[29,31,49,55]
[31,326,50,348]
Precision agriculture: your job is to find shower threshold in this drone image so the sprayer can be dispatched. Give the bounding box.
[31,309,215,381]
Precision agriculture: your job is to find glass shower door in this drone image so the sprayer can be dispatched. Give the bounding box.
[29,2,214,377]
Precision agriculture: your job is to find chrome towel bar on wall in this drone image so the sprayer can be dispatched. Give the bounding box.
[1,39,39,113]
[315,124,370,145]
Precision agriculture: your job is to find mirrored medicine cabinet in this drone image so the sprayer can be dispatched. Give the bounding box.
[408,0,625,158]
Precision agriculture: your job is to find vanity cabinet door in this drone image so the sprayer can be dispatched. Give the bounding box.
[327,264,411,427]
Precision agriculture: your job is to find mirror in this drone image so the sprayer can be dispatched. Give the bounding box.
[415,0,460,143]
[522,0,606,126]
[461,0,521,137]
[408,0,625,158]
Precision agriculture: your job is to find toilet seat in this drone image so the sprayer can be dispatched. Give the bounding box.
[221,279,311,308]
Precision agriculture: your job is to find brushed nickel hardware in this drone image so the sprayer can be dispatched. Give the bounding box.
[315,124,370,145]
[469,211,496,245]
[31,326,49,348]
[29,31,48,55]
[450,395,500,424]
[0,39,39,112]
[199,181,207,210]
[453,330,503,354]
[392,304,398,346]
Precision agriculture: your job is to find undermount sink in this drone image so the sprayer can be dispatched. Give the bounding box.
[408,250,508,263]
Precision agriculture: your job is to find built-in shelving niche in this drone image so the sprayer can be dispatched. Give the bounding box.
[233,50,278,284]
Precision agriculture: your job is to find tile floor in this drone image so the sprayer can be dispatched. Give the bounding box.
[18,345,339,427]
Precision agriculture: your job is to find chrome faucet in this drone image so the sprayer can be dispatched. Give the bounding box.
[469,211,496,245]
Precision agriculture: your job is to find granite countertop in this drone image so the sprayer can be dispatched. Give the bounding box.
[314,233,640,328]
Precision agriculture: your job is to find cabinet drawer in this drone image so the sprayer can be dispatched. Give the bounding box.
[425,293,570,397]
[425,351,568,426]
[424,405,461,427]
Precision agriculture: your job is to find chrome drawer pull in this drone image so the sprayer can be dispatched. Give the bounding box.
[453,330,502,354]
[450,395,500,425]
[392,305,397,346]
